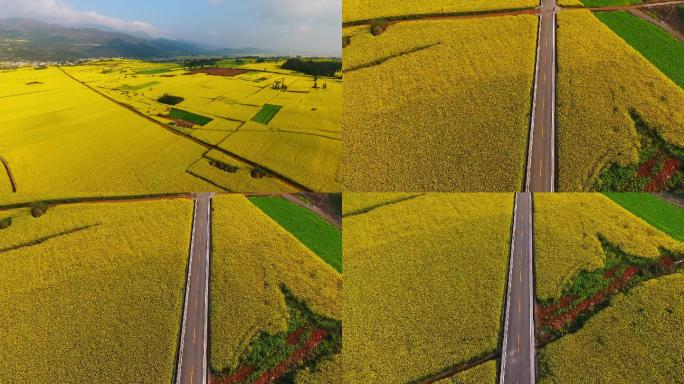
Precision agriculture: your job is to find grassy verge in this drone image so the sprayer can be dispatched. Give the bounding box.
[248,196,342,272]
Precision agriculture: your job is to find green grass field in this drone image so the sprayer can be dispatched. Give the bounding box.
[135,65,180,75]
[248,196,342,272]
[580,0,640,6]
[596,11,684,88]
[119,81,160,91]
[169,108,213,125]
[0,199,192,383]
[251,104,283,124]
[605,193,684,242]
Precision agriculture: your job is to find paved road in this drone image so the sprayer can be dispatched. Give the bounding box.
[176,193,212,384]
[526,0,556,192]
[500,193,535,384]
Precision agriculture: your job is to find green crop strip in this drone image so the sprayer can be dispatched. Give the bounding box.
[596,11,684,89]
[169,108,213,126]
[118,81,160,91]
[605,193,684,242]
[251,104,283,124]
[249,196,341,272]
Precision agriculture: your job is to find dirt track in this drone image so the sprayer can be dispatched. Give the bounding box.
[0,156,17,193]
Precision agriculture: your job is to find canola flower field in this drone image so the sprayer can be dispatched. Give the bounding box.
[556,11,684,191]
[0,198,193,383]
[434,361,498,384]
[539,273,684,383]
[209,195,341,378]
[343,0,539,23]
[343,193,512,383]
[62,59,341,192]
[533,193,684,301]
[0,58,341,194]
[343,16,537,191]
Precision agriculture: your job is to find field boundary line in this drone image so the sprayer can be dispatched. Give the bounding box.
[0,193,193,211]
[342,7,540,27]
[55,66,313,192]
[343,43,441,73]
[0,156,17,193]
[413,351,499,384]
[525,14,542,192]
[343,194,425,218]
[0,224,100,254]
[175,195,198,384]
[584,0,684,11]
[528,193,536,381]
[499,192,519,384]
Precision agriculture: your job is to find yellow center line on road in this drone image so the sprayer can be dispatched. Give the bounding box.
[195,297,198,311]
[193,328,196,344]
[540,159,543,177]
[516,334,520,352]
[518,298,521,313]
[519,270,522,282]
[541,123,544,139]
[190,367,194,384]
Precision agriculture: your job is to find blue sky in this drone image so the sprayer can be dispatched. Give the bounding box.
[0,0,341,56]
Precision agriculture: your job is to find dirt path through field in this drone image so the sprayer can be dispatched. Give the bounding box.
[0,156,17,193]
[583,0,684,11]
[281,194,341,229]
[628,8,684,41]
[0,193,193,211]
[342,8,540,27]
[55,66,311,192]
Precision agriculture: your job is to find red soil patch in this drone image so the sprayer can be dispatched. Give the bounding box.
[173,119,195,128]
[212,328,328,384]
[644,158,680,191]
[637,158,658,177]
[539,266,639,331]
[185,68,252,77]
[213,366,257,384]
[286,328,305,345]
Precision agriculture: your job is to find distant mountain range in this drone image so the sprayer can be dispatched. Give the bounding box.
[0,18,272,61]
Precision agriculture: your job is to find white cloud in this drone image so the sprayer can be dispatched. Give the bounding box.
[251,0,340,25]
[0,0,159,36]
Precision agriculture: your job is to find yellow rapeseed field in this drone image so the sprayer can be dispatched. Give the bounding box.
[556,11,684,190]
[295,354,342,384]
[343,16,537,191]
[58,59,341,191]
[0,198,193,383]
[533,193,684,301]
[210,195,341,374]
[434,361,498,384]
[539,274,684,383]
[343,0,539,23]
[0,67,218,193]
[343,193,512,383]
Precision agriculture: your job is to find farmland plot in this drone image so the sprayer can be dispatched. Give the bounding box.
[61,59,342,191]
[343,193,512,383]
[343,0,539,23]
[210,195,341,382]
[533,193,684,302]
[539,274,684,384]
[343,16,537,191]
[0,67,214,193]
[0,198,193,383]
[556,10,684,191]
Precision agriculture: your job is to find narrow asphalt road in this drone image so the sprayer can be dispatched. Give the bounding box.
[500,193,535,384]
[527,0,556,192]
[176,193,212,384]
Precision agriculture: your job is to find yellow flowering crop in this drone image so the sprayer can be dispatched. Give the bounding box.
[343,193,512,383]
[343,0,539,23]
[210,195,341,374]
[556,11,684,190]
[539,274,684,383]
[343,16,537,191]
[0,199,193,383]
[534,193,684,301]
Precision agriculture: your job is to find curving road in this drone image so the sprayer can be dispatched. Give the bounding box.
[526,0,557,192]
[500,193,536,384]
[176,193,212,384]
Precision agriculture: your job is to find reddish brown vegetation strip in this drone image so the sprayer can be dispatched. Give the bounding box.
[645,158,681,191]
[0,155,17,193]
[185,68,252,77]
[212,328,328,384]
